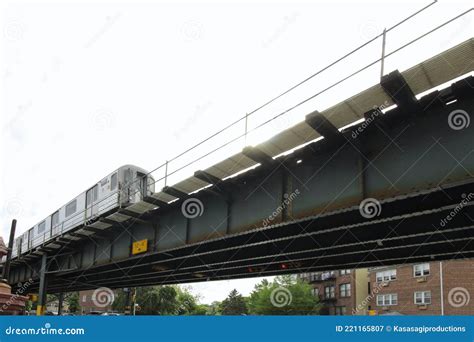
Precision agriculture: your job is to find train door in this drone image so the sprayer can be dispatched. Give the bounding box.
[86,185,99,219]
[137,172,148,199]
[28,228,33,250]
[122,168,133,205]
[51,211,60,237]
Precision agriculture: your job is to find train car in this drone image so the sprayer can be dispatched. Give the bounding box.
[7,165,155,259]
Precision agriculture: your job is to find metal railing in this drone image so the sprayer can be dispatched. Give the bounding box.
[140,5,472,193]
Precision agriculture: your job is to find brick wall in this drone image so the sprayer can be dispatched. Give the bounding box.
[368,260,473,315]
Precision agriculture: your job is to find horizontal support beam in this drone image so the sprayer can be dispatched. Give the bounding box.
[381,70,419,112]
[242,146,276,166]
[194,170,222,185]
[305,110,345,144]
[143,196,169,207]
[162,186,188,199]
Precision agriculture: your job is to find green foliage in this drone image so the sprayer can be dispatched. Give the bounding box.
[206,301,222,315]
[67,292,80,314]
[112,285,203,315]
[219,289,248,315]
[247,275,320,315]
[191,304,208,315]
[46,294,57,304]
[25,300,32,312]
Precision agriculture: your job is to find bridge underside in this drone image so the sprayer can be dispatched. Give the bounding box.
[7,75,474,294]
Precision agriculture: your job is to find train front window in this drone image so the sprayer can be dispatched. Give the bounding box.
[124,169,132,185]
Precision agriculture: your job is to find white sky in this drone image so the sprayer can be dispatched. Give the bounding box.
[1,0,472,304]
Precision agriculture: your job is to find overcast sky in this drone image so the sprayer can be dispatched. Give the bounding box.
[1,0,472,303]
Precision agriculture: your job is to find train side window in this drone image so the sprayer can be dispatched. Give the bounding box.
[111,173,117,190]
[38,221,45,234]
[66,200,77,217]
[52,211,59,226]
[93,184,98,201]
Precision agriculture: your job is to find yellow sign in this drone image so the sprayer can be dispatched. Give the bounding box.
[132,239,148,255]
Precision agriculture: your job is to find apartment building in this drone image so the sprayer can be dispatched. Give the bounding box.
[367,259,474,315]
[299,269,369,315]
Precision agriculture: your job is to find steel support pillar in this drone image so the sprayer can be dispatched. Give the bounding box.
[58,292,64,315]
[36,253,47,316]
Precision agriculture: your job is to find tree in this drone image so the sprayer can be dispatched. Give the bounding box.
[220,289,248,315]
[247,275,320,315]
[175,286,199,315]
[67,292,80,314]
[207,301,221,315]
[191,304,208,315]
[112,285,202,315]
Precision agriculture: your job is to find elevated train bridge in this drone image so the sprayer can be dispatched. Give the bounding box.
[1,22,474,312]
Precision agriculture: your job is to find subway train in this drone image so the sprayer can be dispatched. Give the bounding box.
[10,165,155,258]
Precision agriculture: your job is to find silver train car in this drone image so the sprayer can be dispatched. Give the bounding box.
[10,165,155,259]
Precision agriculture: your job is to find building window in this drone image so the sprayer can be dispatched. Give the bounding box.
[413,263,430,277]
[376,294,398,306]
[111,173,118,190]
[66,200,77,217]
[376,269,397,282]
[335,306,346,315]
[321,271,336,280]
[340,283,351,297]
[340,269,351,275]
[312,287,319,297]
[325,285,335,299]
[414,291,431,305]
[82,295,87,302]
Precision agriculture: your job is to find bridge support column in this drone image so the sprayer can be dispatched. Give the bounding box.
[57,292,64,315]
[36,253,47,316]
